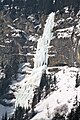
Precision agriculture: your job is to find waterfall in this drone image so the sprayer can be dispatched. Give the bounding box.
[15,12,55,107]
[34,12,55,68]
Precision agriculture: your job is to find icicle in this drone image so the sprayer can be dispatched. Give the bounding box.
[34,12,55,68]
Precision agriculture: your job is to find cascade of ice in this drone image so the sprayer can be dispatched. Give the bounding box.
[15,12,55,107]
[34,12,55,68]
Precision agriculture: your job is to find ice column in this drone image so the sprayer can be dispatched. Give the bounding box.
[34,12,55,68]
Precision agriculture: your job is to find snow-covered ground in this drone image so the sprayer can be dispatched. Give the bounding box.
[31,66,80,120]
[15,65,46,107]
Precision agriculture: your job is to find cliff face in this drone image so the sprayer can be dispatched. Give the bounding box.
[48,9,80,67]
[0,1,80,119]
[0,1,80,68]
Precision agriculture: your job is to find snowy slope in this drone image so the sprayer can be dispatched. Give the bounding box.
[31,66,80,120]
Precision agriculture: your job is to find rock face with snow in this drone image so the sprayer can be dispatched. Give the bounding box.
[12,10,80,120]
[48,10,80,67]
[0,1,80,120]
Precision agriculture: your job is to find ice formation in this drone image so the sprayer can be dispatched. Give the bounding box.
[34,12,55,68]
[15,12,55,107]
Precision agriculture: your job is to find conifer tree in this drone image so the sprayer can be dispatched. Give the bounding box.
[4,112,7,120]
[1,61,4,69]
[1,115,5,120]
[75,73,79,88]
[54,75,57,87]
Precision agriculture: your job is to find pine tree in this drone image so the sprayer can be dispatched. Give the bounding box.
[0,1,3,10]
[1,115,5,120]
[38,71,47,101]
[52,113,65,120]
[4,112,7,120]
[45,77,50,97]
[1,61,4,69]
[49,75,55,91]
[75,73,79,88]
[54,75,57,87]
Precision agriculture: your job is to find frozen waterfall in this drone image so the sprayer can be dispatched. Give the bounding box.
[34,12,55,68]
[15,12,55,107]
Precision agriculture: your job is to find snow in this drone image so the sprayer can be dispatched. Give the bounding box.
[53,0,55,4]
[7,25,27,38]
[27,15,35,21]
[56,27,74,32]
[15,66,46,107]
[18,63,32,73]
[77,10,80,16]
[27,53,34,56]
[0,45,5,48]
[56,27,74,39]
[0,68,5,79]
[31,67,80,120]
[64,7,69,13]
[29,35,37,41]
[66,17,73,21]
[12,33,20,37]
[76,20,80,38]
[13,18,19,23]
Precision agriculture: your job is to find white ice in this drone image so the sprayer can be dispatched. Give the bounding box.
[34,12,55,68]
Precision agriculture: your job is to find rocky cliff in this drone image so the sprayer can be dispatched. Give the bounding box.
[0,0,80,120]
